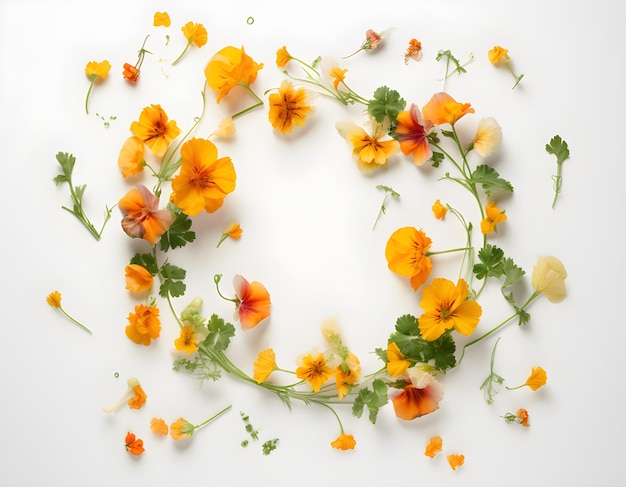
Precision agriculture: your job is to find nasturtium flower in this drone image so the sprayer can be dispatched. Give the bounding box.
[395,103,434,165]
[153,12,171,27]
[385,227,433,291]
[103,377,145,413]
[217,222,243,248]
[130,104,181,157]
[170,418,195,440]
[275,46,292,68]
[524,366,547,391]
[182,21,208,47]
[418,278,482,341]
[125,432,145,456]
[150,418,168,436]
[432,199,447,220]
[268,80,314,134]
[516,408,530,427]
[296,351,333,392]
[117,136,145,177]
[386,342,410,377]
[205,46,264,102]
[46,291,62,308]
[118,185,173,245]
[124,264,153,293]
[125,304,161,346]
[425,435,443,458]
[334,352,360,400]
[169,138,237,216]
[331,433,356,450]
[122,63,140,83]
[472,117,502,158]
[531,256,567,303]
[336,118,400,172]
[447,454,465,470]
[253,348,277,383]
[422,92,474,126]
[232,274,271,330]
[174,325,200,354]
[390,367,444,420]
[480,202,507,234]
[488,45,509,65]
[84,60,111,114]
[128,383,148,410]
[404,38,423,63]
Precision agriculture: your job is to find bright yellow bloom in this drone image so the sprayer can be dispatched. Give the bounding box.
[170,138,237,216]
[268,80,314,134]
[130,104,181,157]
[85,60,111,80]
[386,342,410,377]
[331,433,356,450]
[181,21,208,48]
[128,384,147,410]
[253,348,277,383]
[124,264,153,292]
[46,291,62,308]
[425,436,443,458]
[422,92,474,126]
[205,46,264,103]
[125,304,161,346]
[488,45,509,65]
[150,418,168,436]
[330,66,348,89]
[432,199,447,220]
[525,366,547,391]
[296,351,333,392]
[418,278,482,341]
[385,227,433,291]
[336,118,400,172]
[117,136,145,177]
[447,454,465,470]
[480,202,507,234]
[275,46,292,67]
[170,418,195,440]
[472,117,502,158]
[531,256,567,303]
[174,325,200,354]
[334,352,360,400]
[153,12,171,27]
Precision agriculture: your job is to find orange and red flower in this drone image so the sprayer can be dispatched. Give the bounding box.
[395,103,433,165]
[118,185,173,245]
[125,432,145,456]
[232,274,271,330]
[390,367,444,420]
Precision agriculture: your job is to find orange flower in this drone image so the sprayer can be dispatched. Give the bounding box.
[395,103,434,165]
[488,45,509,65]
[336,118,400,172]
[117,136,145,177]
[122,63,140,83]
[232,274,271,330]
[480,202,507,234]
[385,227,433,291]
[386,342,410,377]
[174,325,200,354]
[46,290,62,309]
[422,92,474,126]
[124,264,153,292]
[425,436,443,458]
[150,418,169,436]
[217,222,243,248]
[125,432,145,456]
[170,418,195,440]
[130,104,181,157]
[84,60,111,114]
[118,185,173,245]
[447,454,465,470]
[329,66,348,89]
[330,433,356,450]
[516,408,530,427]
[153,12,171,27]
[432,199,447,219]
[128,384,147,410]
[182,22,208,47]
[275,46,292,67]
[334,352,360,400]
[390,367,444,420]
[170,138,237,216]
[524,366,547,391]
[296,351,333,392]
[209,116,236,139]
[418,278,482,341]
[205,46,264,102]
[253,348,277,383]
[125,303,161,346]
[268,80,314,134]
[404,38,423,63]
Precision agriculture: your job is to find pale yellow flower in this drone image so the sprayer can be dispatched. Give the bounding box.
[472,117,502,158]
[531,256,567,303]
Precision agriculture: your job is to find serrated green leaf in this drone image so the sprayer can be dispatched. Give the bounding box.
[395,314,420,335]
[474,244,505,280]
[204,313,236,352]
[501,257,525,289]
[129,253,159,275]
[160,204,196,251]
[471,165,514,197]
[545,135,569,165]
[367,86,406,128]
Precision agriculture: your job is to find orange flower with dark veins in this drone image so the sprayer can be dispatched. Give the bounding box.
[232,274,271,330]
[130,104,181,157]
[268,80,314,134]
[395,104,434,165]
[385,226,433,291]
[390,367,444,420]
[118,185,172,245]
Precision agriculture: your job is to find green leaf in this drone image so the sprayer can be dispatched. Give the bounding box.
[471,165,514,197]
[367,86,406,129]
[473,244,505,280]
[395,314,420,335]
[352,378,388,424]
[204,313,236,352]
[159,262,187,298]
[55,152,76,178]
[159,204,196,252]
[501,257,525,289]
[545,135,570,165]
[129,253,159,275]
[430,151,444,168]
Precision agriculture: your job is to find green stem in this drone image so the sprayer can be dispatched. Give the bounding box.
[85,79,95,114]
[171,41,191,66]
[193,404,232,430]
[426,247,472,256]
[231,83,264,119]
[59,307,93,334]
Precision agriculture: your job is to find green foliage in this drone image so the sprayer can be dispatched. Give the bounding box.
[159,203,196,251]
[373,185,400,230]
[262,438,279,455]
[159,262,187,297]
[436,49,474,79]
[368,86,406,129]
[546,134,570,208]
[471,165,514,197]
[204,314,235,352]
[479,338,505,405]
[430,151,444,167]
[129,252,159,275]
[352,378,388,423]
[172,356,222,382]
[474,244,526,305]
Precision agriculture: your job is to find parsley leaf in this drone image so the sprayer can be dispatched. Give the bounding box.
[473,244,505,280]
[204,314,235,352]
[367,86,406,130]
[159,262,186,298]
[129,253,159,275]
[545,134,570,208]
[352,378,388,424]
[471,165,514,197]
[479,338,505,405]
[159,204,196,251]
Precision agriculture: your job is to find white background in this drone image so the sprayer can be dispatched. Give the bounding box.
[1,0,624,485]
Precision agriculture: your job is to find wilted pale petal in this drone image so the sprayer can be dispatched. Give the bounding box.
[531,256,567,303]
[473,117,502,158]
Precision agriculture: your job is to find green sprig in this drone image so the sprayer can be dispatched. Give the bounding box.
[372,185,400,230]
[545,135,570,208]
[479,338,505,405]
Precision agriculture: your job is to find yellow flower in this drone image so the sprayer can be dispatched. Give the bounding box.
[334,352,360,400]
[253,348,277,383]
[418,278,482,341]
[205,46,264,103]
[84,60,111,114]
[480,202,507,234]
[150,418,168,436]
[117,136,145,177]
[170,418,195,440]
[432,199,447,220]
[386,342,410,377]
[172,22,208,65]
[330,433,356,450]
[525,366,547,391]
[174,325,200,355]
[124,264,153,292]
[447,454,465,470]
[488,45,509,65]
[170,138,237,216]
[385,227,433,291]
[472,117,502,158]
[531,256,567,303]
[425,436,443,458]
[268,80,314,134]
[46,290,62,308]
[336,118,400,172]
[330,66,348,89]
[275,46,292,67]
[296,351,333,392]
[153,12,171,27]
[130,104,181,157]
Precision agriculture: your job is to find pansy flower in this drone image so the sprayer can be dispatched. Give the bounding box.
[418,278,482,341]
[268,80,314,134]
[422,92,474,126]
[125,304,161,346]
[130,104,181,157]
[118,185,173,245]
[232,274,271,330]
[480,202,507,234]
[395,103,434,165]
[336,118,399,172]
[390,367,444,420]
[117,136,145,177]
[205,46,264,102]
[296,350,333,392]
[385,227,433,291]
[170,138,236,216]
[531,256,567,303]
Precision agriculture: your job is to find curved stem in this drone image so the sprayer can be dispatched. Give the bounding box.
[59,307,93,334]
[171,41,191,66]
[231,83,264,119]
[85,79,95,114]
[194,404,232,430]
